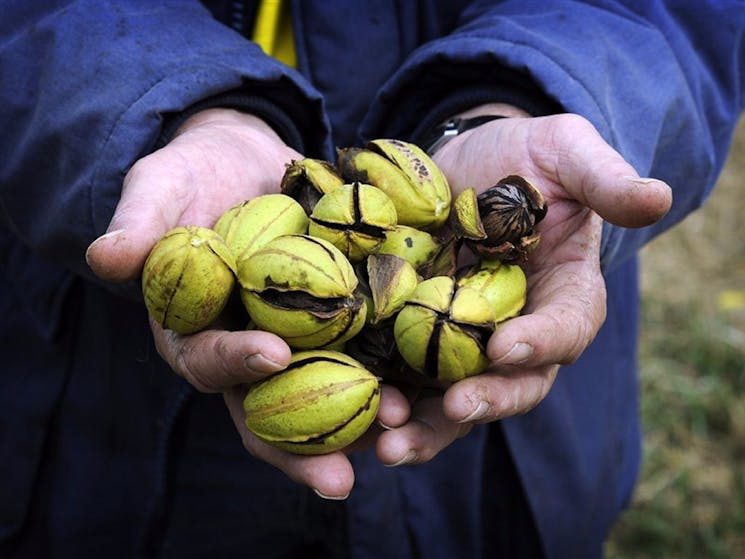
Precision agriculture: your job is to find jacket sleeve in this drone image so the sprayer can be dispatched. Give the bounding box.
[360,0,745,271]
[0,0,330,282]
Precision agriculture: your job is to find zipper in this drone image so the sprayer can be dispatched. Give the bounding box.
[228,0,259,37]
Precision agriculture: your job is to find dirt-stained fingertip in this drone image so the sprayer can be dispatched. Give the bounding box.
[621,176,673,227]
[84,228,137,282]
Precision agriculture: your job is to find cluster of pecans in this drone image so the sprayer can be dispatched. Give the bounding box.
[141,138,547,454]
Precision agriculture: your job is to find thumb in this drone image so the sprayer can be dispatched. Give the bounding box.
[85,228,145,283]
[85,155,185,282]
[545,115,673,228]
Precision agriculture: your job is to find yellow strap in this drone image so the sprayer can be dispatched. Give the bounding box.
[252,0,297,68]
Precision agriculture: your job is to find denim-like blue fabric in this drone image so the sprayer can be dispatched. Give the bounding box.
[1,1,743,557]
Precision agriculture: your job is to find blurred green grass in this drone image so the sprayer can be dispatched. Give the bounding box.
[606,118,745,558]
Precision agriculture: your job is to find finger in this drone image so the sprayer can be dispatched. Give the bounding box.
[534,113,673,227]
[377,384,412,430]
[150,319,291,392]
[486,265,607,368]
[442,365,559,423]
[376,396,472,466]
[85,151,194,282]
[486,209,607,369]
[486,300,604,370]
[224,387,355,499]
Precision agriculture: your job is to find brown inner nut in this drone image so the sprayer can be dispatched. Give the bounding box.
[476,176,547,247]
[257,288,361,317]
[477,184,537,246]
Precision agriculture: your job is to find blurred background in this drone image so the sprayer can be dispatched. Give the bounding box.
[607,117,745,558]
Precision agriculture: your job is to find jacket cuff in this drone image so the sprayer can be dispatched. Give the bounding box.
[409,68,563,147]
[155,90,307,153]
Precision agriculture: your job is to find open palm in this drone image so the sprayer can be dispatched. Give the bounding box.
[376,112,672,466]
[86,109,409,500]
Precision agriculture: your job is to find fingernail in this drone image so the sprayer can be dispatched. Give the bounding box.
[85,229,126,264]
[93,228,127,245]
[313,488,350,501]
[624,176,658,186]
[386,450,417,467]
[244,353,285,373]
[458,400,490,423]
[377,419,393,431]
[496,342,533,364]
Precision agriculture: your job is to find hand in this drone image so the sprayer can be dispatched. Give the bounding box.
[85,108,410,498]
[376,106,672,467]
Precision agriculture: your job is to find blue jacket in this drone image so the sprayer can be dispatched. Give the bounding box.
[1,1,743,557]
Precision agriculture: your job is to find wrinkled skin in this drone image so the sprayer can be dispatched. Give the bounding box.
[86,105,672,498]
[376,103,672,466]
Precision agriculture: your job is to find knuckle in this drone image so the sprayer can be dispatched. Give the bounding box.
[547,292,606,365]
[556,112,593,132]
[560,333,588,365]
[523,374,552,414]
[455,422,474,439]
[491,383,519,418]
[123,157,150,184]
[212,333,237,378]
[409,419,443,463]
[173,341,214,393]
[240,436,261,459]
[550,114,599,148]
[542,113,592,149]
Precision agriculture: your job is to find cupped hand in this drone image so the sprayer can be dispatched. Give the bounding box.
[84,108,410,498]
[86,108,300,281]
[377,107,672,467]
